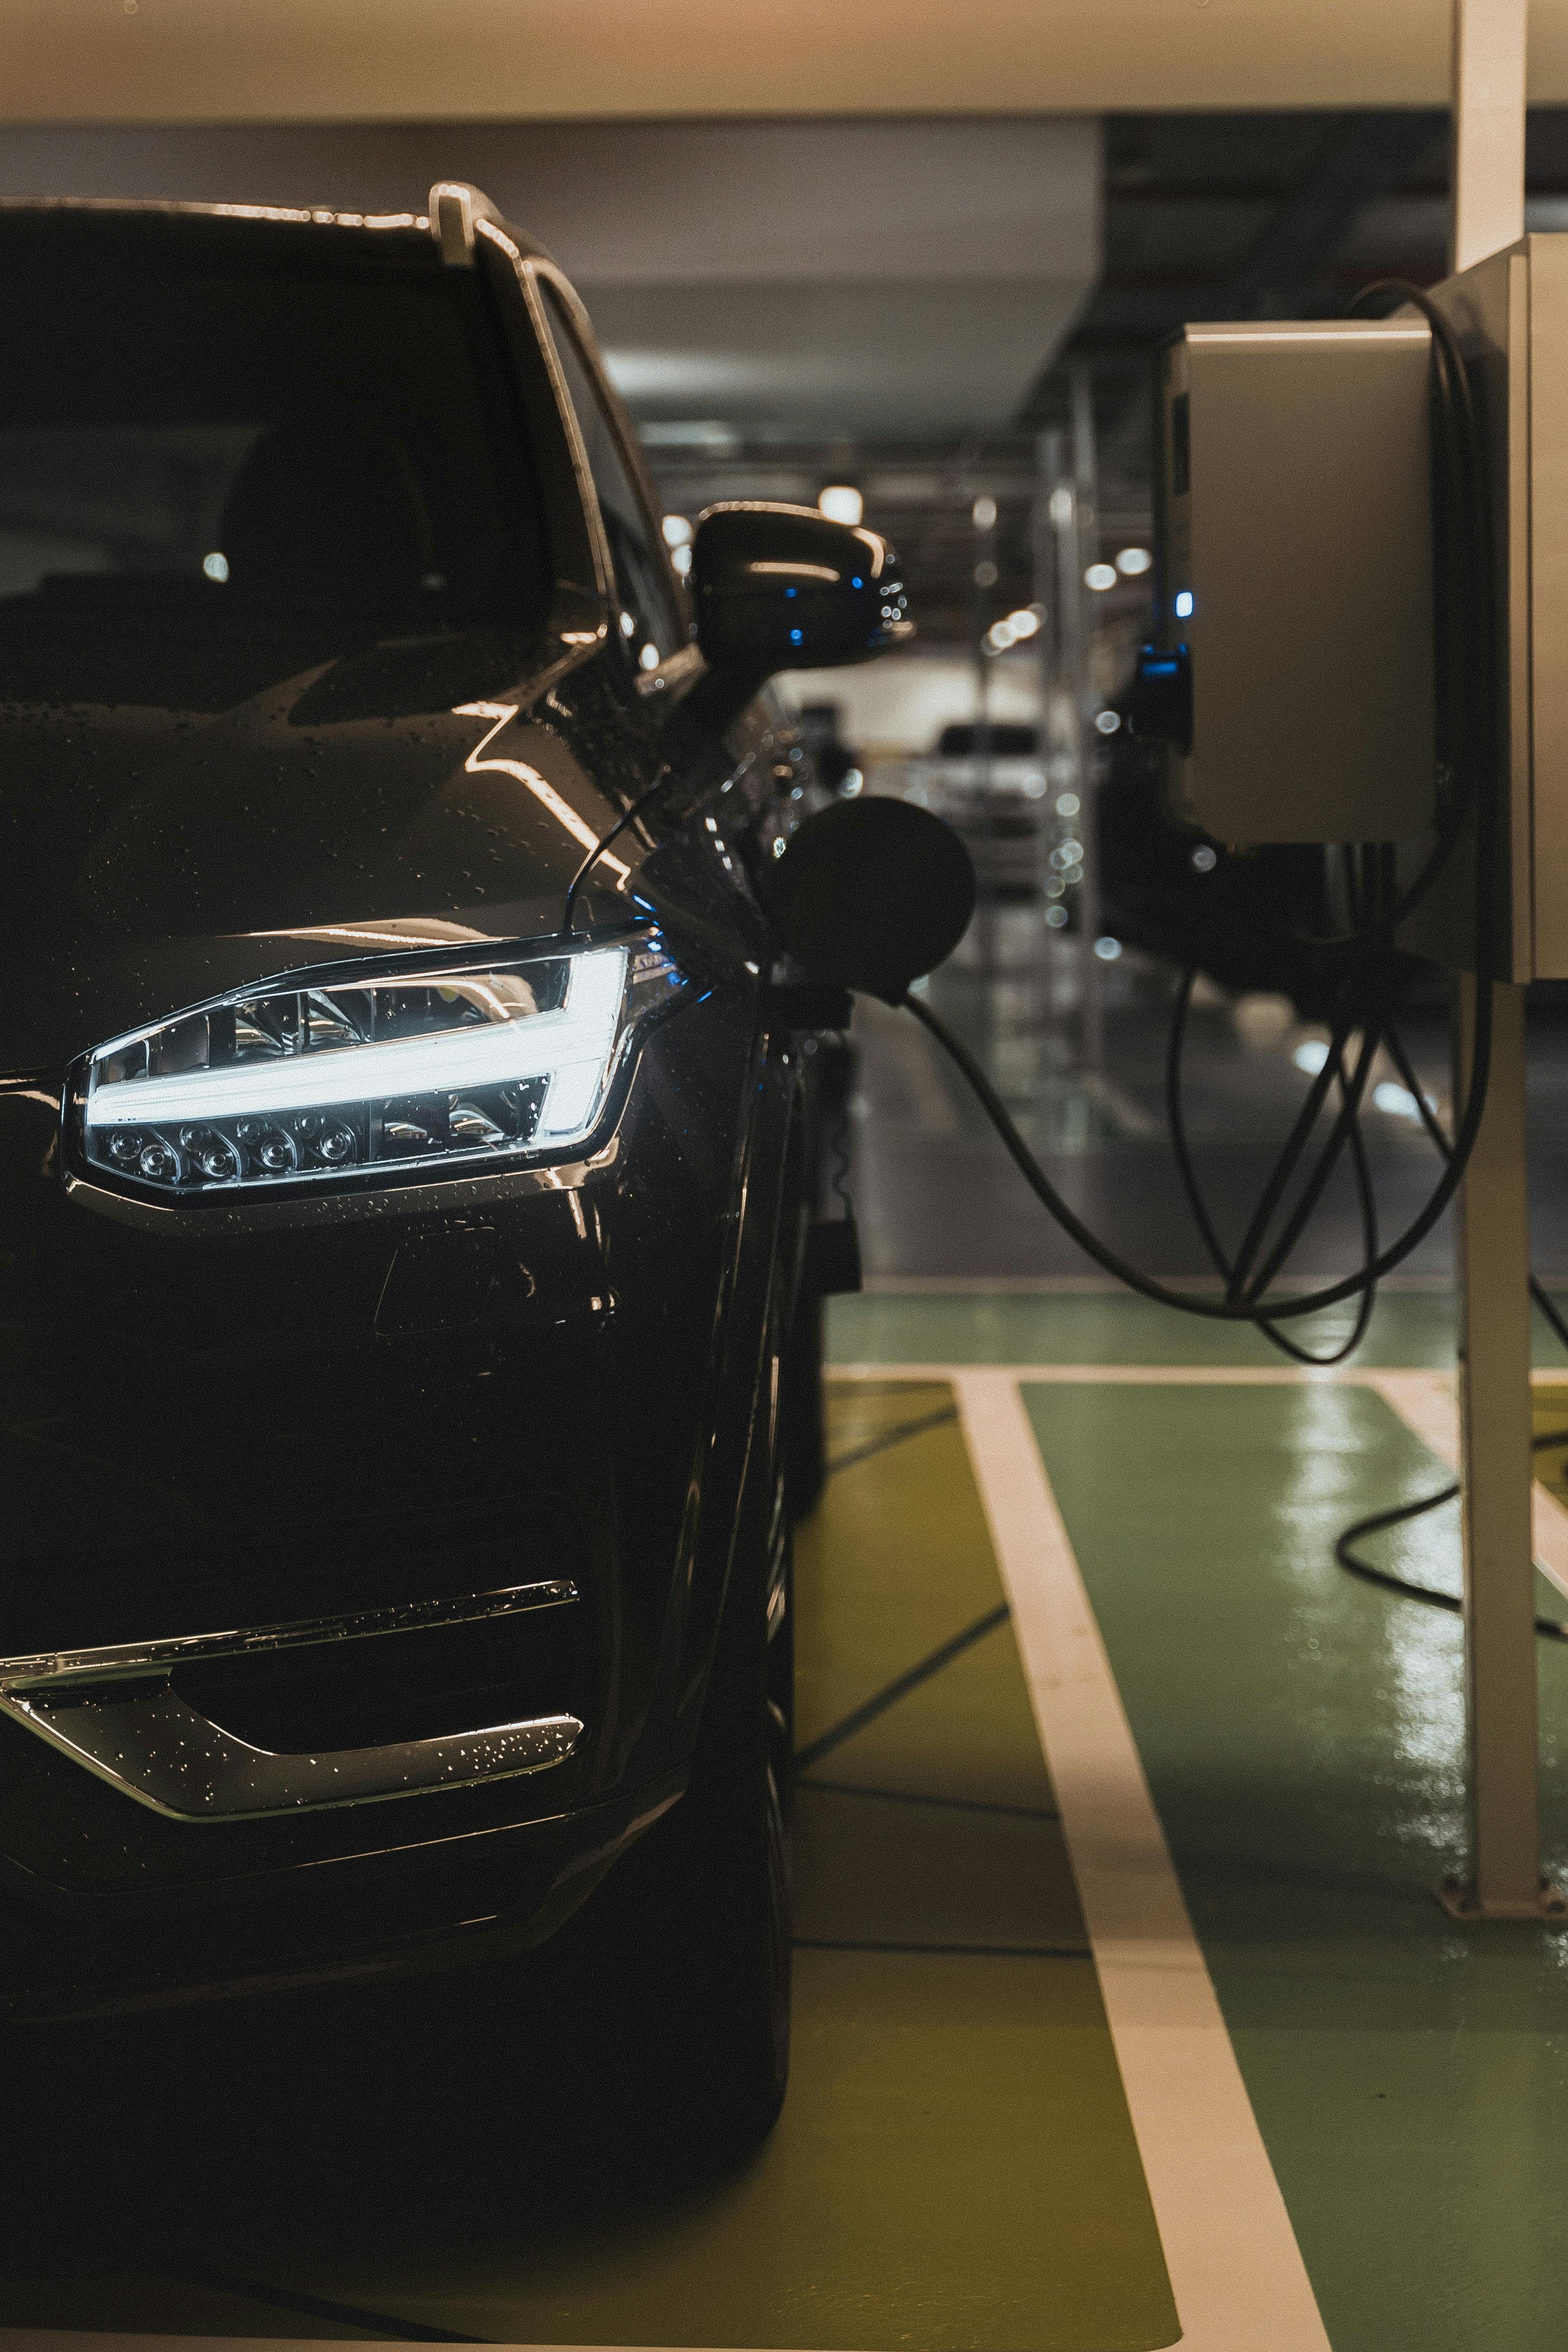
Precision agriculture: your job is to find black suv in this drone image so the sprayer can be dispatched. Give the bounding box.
[0,180,907,2148]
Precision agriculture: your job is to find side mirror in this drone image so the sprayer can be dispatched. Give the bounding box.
[692,503,911,685]
[766,798,975,1005]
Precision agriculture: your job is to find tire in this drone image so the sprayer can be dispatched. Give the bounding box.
[568,1453,794,2166]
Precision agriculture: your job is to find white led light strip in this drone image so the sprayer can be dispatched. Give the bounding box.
[86,948,628,1130]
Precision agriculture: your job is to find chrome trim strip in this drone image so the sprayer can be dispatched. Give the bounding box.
[0,1579,579,1695]
[7,1688,582,1821]
[62,1133,622,1235]
[0,1581,583,1820]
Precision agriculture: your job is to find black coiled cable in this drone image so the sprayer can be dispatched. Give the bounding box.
[901,277,1500,1341]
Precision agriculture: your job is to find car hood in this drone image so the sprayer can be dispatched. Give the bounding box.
[0,633,631,1072]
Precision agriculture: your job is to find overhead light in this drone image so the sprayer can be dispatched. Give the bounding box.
[818,485,863,526]
[1084,563,1118,592]
[661,514,693,548]
[671,544,692,578]
[1117,546,1153,576]
[1174,589,1195,618]
[985,607,1041,655]
[638,420,740,453]
[971,495,998,531]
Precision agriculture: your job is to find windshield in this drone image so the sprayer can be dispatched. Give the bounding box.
[0,218,549,710]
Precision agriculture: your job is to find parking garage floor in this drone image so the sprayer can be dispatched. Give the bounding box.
[11,941,1568,2352]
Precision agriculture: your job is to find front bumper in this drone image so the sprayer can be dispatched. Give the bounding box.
[0,982,765,2018]
[0,1764,685,2022]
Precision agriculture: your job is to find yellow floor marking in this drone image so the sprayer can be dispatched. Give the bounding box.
[1531,1383,1568,1509]
[795,1775,1084,1955]
[954,1371,1332,2352]
[800,1623,1058,1816]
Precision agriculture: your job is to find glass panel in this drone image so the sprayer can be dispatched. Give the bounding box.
[539,281,684,672]
[0,213,550,709]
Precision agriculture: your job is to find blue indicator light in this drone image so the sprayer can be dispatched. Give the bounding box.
[1145,657,1179,679]
[790,628,803,645]
[852,576,864,589]
[1174,590,1194,619]
[785,586,797,599]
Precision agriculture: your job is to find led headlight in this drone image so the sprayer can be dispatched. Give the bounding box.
[80,936,684,1197]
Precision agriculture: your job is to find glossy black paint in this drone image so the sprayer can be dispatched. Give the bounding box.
[692,503,910,701]
[0,195,833,2020]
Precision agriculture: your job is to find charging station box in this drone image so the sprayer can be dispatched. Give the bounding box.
[1158,241,1568,979]
[1155,317,1436,849]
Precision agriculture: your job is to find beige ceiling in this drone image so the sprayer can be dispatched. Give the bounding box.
[10,0,1568,121]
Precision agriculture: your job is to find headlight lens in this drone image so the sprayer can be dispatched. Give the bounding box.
[81,936,683,1197]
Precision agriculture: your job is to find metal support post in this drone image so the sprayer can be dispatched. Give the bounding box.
[1448,979,1557,1913]
[1069,364,1103,1074]
[1048,373,1103,1072]
[1035,430,1067,1027]
[1443,0,1563,1917]
[971,490,998,979]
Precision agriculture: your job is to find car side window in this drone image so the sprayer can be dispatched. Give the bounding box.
[538,281,684,675]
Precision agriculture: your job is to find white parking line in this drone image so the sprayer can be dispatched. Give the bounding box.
[954,1368,1332,2352]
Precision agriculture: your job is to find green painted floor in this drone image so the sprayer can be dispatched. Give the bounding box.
[0,1379,1177,2352]
[1027,1373,1568,2352]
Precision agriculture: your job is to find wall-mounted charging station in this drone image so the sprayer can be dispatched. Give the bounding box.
[1143,235,1568,983]
[1151,318,1436,851]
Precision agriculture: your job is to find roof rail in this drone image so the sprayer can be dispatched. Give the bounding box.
[429,181,500,267]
